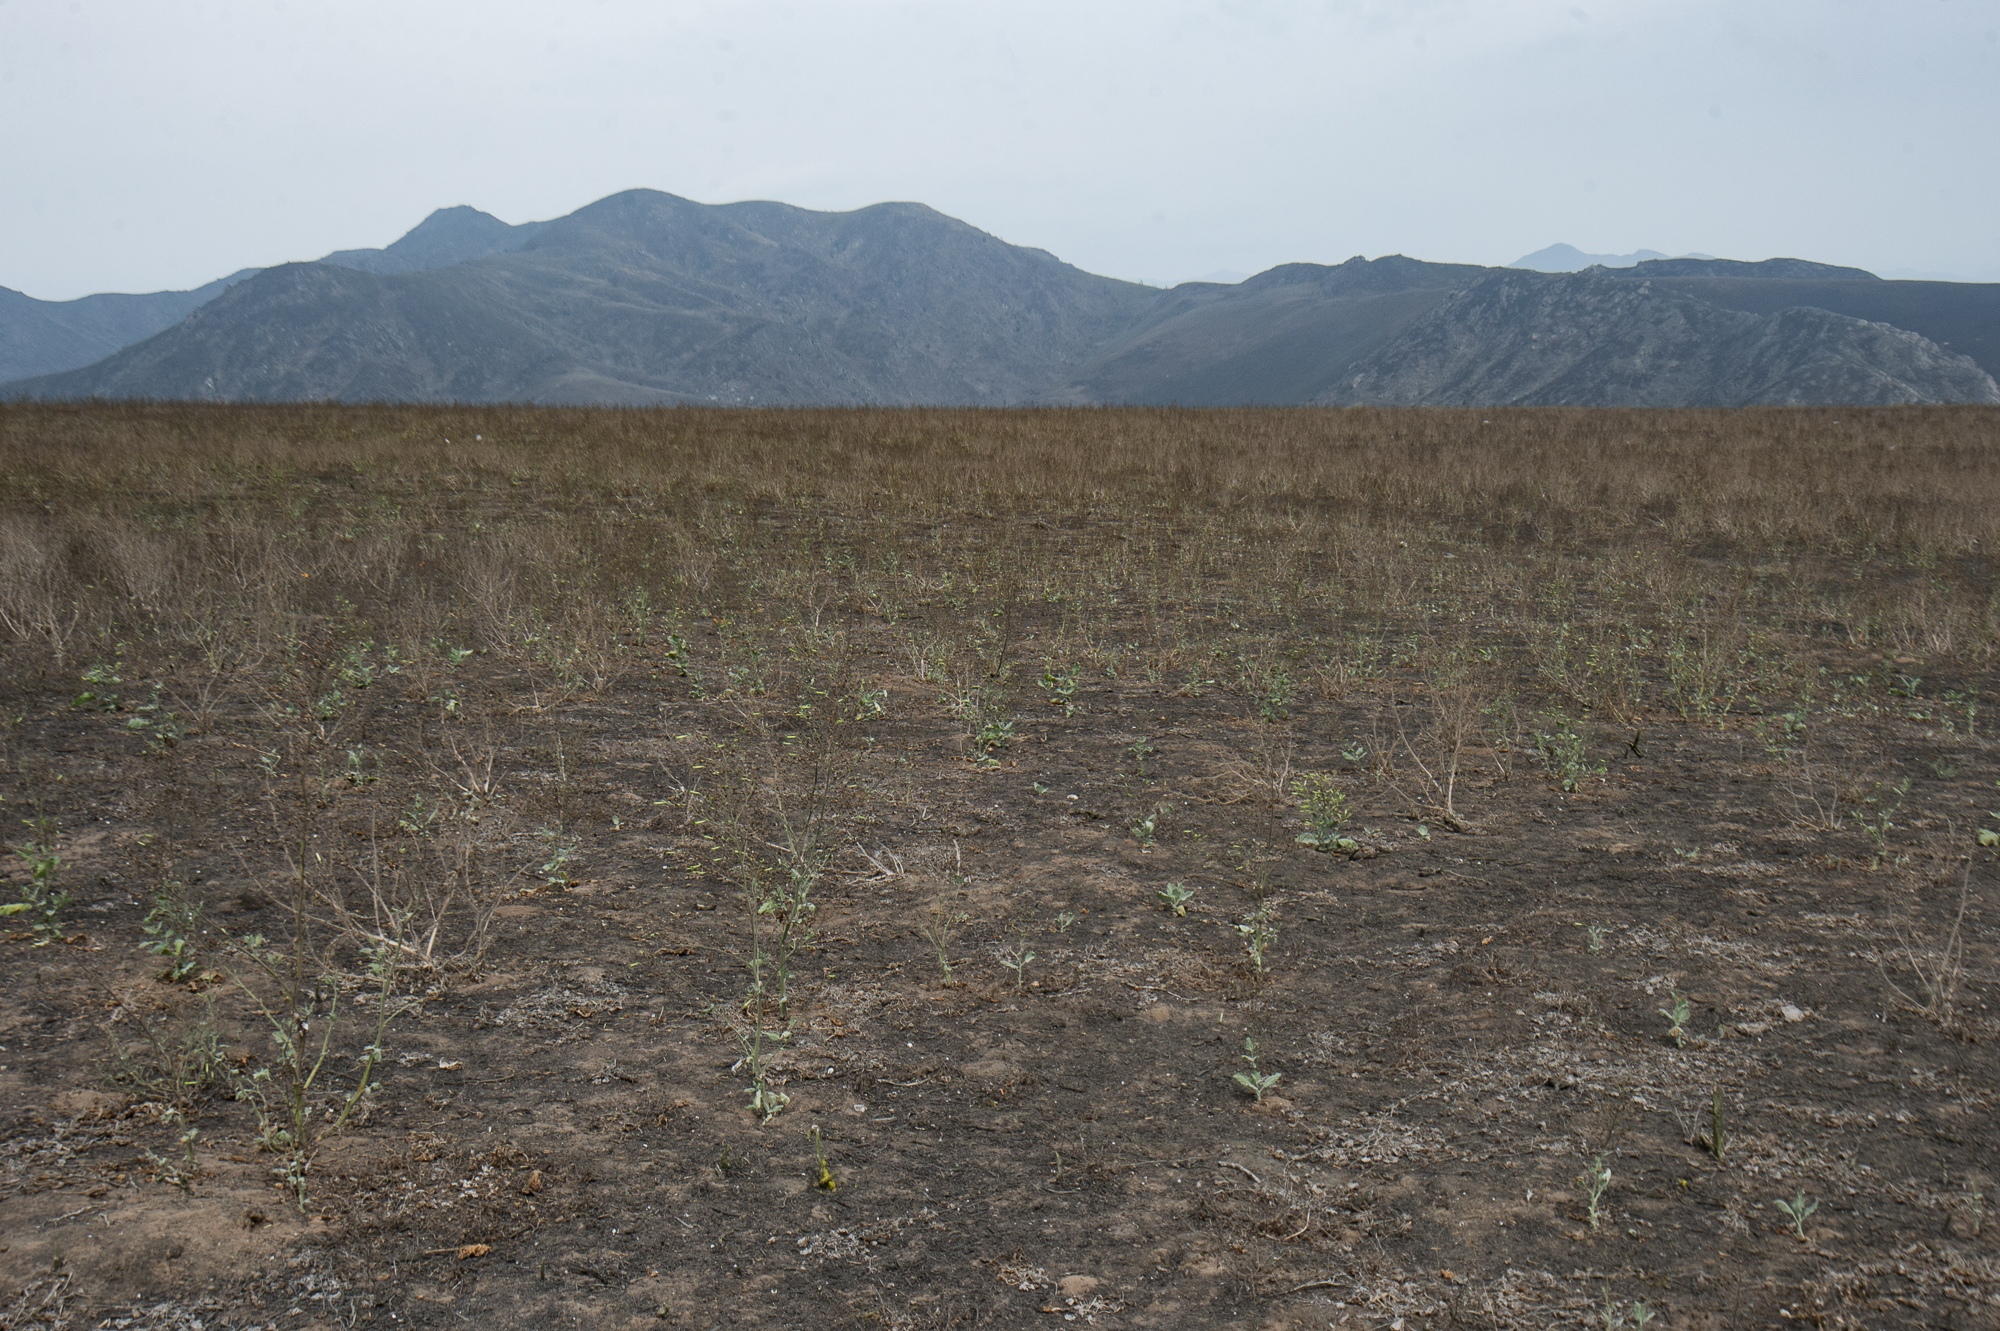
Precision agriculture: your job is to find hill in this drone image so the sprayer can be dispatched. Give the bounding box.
[0,270,257,383]
[6,193,1997,407]
[5,191,1157,405]
[1316,269,1999,407]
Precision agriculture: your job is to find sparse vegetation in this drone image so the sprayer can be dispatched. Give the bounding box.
[1231,1036,1281,1103]
[1776,1186,1820,1240]
[1,402,1997,1328]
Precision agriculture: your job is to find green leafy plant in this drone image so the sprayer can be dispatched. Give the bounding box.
[5,817,70,944]
[72,661,124,712]
[1243,660,1295,722]
[1658,991,1691,1048]
[1855,778,1910,865]
[1156,881,1195,916]
[1231,1037,1281,1103]
[1131,801,1171,848]
[535,827,581,889]
[1775,1186,1818,1240]
[1236,900,1278,976]
[140,888,204,982]
[226,927,396,1209]
[1538,724,1603,792]
[1582,923,1608,954]
[1289,772,1356,850]
[1576,1153,1612,1231]
[1051,910,1078,933]
[971,715,1016,766]
[142,1113,202,1194]
[1038,664,1081,717]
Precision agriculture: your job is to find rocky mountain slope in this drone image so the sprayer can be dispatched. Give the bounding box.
[1317,269,2000,407]
[1038,256,1487,405]
[5,193,1997,407]
[0,206,540,383]
[5,191,1155,405]
[316,205,546,276]
[0,269,258,383]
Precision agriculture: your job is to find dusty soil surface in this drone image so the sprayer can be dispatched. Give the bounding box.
[1,403,1997,1329]
[3,624,1997,1331]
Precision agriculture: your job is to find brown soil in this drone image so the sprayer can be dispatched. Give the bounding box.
[0,404,1996,1331]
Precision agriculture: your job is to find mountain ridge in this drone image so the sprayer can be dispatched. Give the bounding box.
[6,191,1998,408]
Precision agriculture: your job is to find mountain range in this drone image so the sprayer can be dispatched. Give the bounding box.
[5,192,1997,407]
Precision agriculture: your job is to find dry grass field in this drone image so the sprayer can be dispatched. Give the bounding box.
[1,402,1998,1330]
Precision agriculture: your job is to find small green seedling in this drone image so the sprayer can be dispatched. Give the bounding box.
[1232,1037,1281,1103]
[1236,901,1278,976]
[144,1121,202,1194]
[1000,938,1036,994]
[1051,910,1078,933]
[5,818,69,945]
[141,889,204,982]
[1582,924,1608,954]
[1131,802,1171,847]
[1596,1290,1656,1330]
[971,716,1015,765]
[1157,881,1195,916]
[1577,1154,1612,1231]
[1039,665,1081,717]
[1659,991,1691,1048]
[1290,772,1356,850]
[1775,1186,1818,1239]
[1126,735,1153,775]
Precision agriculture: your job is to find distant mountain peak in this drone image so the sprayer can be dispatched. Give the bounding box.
[318,206,547,277]
[1511,243,1678,271]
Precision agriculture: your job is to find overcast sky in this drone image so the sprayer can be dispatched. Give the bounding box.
[4,0,1997,300]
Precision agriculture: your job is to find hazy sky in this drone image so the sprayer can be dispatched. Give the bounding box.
[5,0,1997,300]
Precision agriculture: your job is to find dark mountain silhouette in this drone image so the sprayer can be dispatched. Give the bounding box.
[6,191,1998,407]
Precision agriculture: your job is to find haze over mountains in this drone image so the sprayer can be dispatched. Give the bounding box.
[1508,243,1718,272]
[5,191,1997,408]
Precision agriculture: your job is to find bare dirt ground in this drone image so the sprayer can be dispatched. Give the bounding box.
[1,404,1997,1330]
